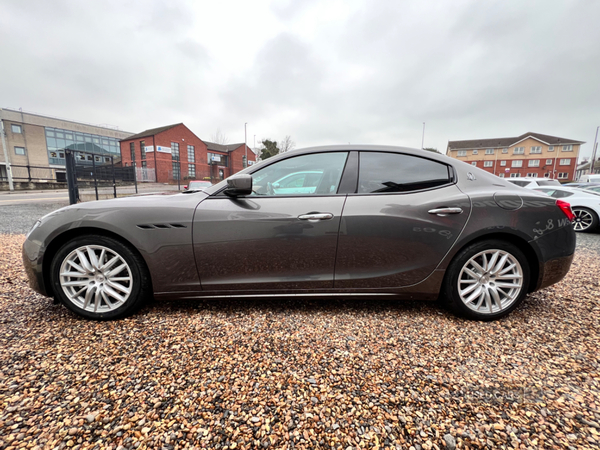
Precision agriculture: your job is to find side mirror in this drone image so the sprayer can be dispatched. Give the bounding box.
[224,174,253,196]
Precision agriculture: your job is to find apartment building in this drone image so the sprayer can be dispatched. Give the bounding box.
[446,132,584,181]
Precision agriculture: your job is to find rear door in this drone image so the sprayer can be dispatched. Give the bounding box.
[334,151,471,288]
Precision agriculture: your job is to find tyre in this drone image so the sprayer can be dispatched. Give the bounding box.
[51,235,151,320]
[442,240,530,321]
[571,207,598,233]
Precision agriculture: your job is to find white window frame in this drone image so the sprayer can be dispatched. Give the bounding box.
[457,150,467,157]
[559,159,571,166]
[485,149,494,155]
[546,159,552,165]
[471,162,477,166]
[561,145,573,152]
[548,146,555,152]
[528,160,540,167]
[558,172,568,179]
[500,160,506,166]
[472,150,478,155]
[511,160,523,167]
[509,173,520,178]
[513,147,525,154]
[502,148,508,154]
[498,173,505,178]
[11,124,22,134]
[483,161,493,167]
[530,146,542,154]
[14,146,26,155]
[526,173,538,177]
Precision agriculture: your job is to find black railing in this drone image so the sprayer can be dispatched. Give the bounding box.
[10,165,64,182]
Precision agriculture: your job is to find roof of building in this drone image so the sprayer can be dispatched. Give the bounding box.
[448,132,585,150]
[204,141,246,153]
[121,123,183,141]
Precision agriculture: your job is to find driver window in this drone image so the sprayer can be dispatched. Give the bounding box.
[250,152,348,196]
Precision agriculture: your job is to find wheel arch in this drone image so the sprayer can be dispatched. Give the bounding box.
[43,227,153,298]
[444,232,540,293]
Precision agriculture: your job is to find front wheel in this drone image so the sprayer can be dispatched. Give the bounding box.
[442,240,530,321]
[572,207,598,233]
[51,235,151,320]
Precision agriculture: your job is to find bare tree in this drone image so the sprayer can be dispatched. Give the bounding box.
[210,128,230,144]
[280,135,295,153]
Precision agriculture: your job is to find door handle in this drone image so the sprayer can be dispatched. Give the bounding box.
[298,213,334,221]
[428,207,463,216]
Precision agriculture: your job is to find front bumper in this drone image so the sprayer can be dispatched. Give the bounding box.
[22,238,49,297]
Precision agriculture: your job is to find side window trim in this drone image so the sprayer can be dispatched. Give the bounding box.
[212,151,350,198]
[337,151,359,194]
[353,151,455,195]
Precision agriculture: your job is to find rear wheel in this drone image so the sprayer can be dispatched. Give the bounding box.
[442,240,530,320]
[51,235,151,320]
[572,207,598,233]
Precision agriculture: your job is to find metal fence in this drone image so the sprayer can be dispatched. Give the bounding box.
[10,165,65,183]
[65,149,136,204]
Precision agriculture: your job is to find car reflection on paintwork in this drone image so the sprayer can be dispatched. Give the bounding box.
[23,145,576,322]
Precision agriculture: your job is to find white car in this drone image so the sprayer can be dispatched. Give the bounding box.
[507,177,562,189]
[579,174,600,183]
[533,186,600,232]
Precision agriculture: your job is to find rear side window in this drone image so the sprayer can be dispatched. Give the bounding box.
[549,190,573,199]
[358,152,451,193]
[537,180,561,186]
[507,180,529,187]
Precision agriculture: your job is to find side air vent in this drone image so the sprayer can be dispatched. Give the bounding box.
[136,223,187,230]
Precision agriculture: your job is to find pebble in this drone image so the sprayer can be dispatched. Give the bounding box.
[0,232,599,449]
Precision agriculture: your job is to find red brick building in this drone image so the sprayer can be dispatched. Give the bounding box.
[446,132,585,181]
[119,123,255,184]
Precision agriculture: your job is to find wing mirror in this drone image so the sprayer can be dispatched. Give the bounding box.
[224,174,253,196]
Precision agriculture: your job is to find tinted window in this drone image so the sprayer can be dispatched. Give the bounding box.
[250,152,348,196]
[507,180,529,187]
[539,189,573,199]
[358,152,451,193]
[537,180,561,186]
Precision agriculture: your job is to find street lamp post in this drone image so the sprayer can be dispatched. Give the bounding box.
[244,123,248,168]
[589,126,599,177]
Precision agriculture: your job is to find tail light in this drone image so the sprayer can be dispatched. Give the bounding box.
[556,199,575,222]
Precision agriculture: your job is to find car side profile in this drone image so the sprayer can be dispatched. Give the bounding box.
[23,145,576,321]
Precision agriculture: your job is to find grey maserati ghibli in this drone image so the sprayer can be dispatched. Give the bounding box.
[23,145,576,321]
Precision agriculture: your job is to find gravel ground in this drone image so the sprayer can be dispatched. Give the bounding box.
[1,228,600,450]
[0,203,69,235]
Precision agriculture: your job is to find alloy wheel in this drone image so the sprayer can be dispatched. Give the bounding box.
[59,245,133,313]
[457,249,524,315]
[572,208,594,231]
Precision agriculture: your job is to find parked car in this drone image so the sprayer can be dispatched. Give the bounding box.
[183,180,212,191]
[583,185,600,195]
[23,145,576,322]
[563,182,600,188]
[579,174,600,183]
[532,186,600,232]
[506,177,561,189]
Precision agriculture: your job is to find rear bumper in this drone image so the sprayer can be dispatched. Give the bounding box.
[530,224,576,291]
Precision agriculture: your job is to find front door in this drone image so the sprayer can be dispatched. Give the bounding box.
[193,151,349,291]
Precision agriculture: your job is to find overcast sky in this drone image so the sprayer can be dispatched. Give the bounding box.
[1,0,599,157]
